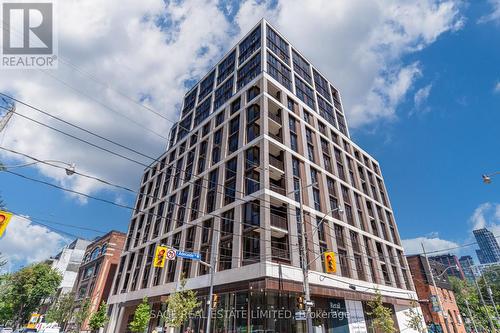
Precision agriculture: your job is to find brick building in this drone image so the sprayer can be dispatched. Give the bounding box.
[71,231,126,332]
[407,255,466,333]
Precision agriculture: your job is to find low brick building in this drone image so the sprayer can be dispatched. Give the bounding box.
[71,231,126,332]
[407,255,466,333]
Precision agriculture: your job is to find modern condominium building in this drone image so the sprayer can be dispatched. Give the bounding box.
[106,19,423,333]
[473,228,500,264]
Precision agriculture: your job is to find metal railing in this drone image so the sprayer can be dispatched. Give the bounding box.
[270,213,288,230]
[269,155,284,170]
[268,111,282,124]
[270,183,286,196]
[272,247,290,261]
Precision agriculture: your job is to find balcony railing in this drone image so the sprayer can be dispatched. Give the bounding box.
[269,132,283,143]
[269,155,284,170]
[270,213,288,230]
[272,247,290,261]
[270,183,286,196]
[269,111,282,124]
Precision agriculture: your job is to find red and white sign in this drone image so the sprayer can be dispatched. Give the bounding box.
[166,248,177,260]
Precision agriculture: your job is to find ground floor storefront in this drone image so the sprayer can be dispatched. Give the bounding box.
[107,278,421,333]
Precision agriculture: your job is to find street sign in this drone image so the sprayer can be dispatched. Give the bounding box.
[176,250,201,260]
[0,210,13,238]
[305,300,315,307]
[166,248,176,260]
[295,311,306,321]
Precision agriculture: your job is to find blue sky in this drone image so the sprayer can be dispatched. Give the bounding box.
[1,0,500,270]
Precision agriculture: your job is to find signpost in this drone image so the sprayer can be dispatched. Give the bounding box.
[175,250,201,260]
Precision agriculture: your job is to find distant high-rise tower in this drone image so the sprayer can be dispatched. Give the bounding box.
[459,255,475,282]
[474,228,500,264]
[429,254,465,280]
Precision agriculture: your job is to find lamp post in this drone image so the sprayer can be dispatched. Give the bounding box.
[421,243,451,333]
[0,160,76,175]
[287,180,343,333]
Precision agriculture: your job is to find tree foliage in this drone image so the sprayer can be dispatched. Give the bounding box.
[367,289,397,333]
[73,298,91,332]
[406,299,426,333]
[89,301,109,331]
[45,291,75,326]
[164,277,201,328]
[129,297,151,333]
[0,262,61,325]
[449,276,500,332]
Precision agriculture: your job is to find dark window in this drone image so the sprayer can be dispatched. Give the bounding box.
[198,70,215,102]
[290,133,298,152]
[337,111,347,135]
[230,97,241,115]
[224,157,237,204]
[190,179,202,221]
[237,52,261,90]
[242,231,260,265]
[214,75,234,110]
[247,86,260,101]
[194,97,211,127]
[239,27,261,64]
[246,104,260,143]
[216,111,225,126]
[212,128,222,164]
[292,49,312,84]
[228,115,240,154]
[267,51,291,90]
[206,169,218,213]
[295,76,316,110]
[182,87,198,117]
[313,69,332,102]
[221,209,234,238]
[245,147,260,195]
[217,50,236,85]
[266,25,290,64]
[197,140,208,174]
[244,200,260,228]
[317,94,336,127]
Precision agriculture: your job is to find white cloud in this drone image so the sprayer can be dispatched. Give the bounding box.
[469,202,500,236]
[494,81,500,94]
[414,84,433,108]
[0,0,465,202]
[402,236,461,256]
[478,0,500,24]
[0,216,68,271]
[243,0,463,127]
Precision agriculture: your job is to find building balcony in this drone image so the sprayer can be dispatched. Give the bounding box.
[271,247,290,262]
[270,183,286,196]
[269,154,284,170]
[270,213,288,230]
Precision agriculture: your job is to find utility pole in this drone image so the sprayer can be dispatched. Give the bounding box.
[472,271,496,332]
[204,227,219,333]
[464,299,479,333]
[298,178,314,333]
[421,243,450,333]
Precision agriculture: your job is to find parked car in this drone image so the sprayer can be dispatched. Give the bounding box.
[13,329,37,333]
[0,327,13,333]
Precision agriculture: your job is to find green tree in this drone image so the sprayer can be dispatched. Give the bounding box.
[367,289,397,333]
[73,298,91,332]
[88,301,109,332]
[406,299,426,333]
[129,297,151,333]
[2,262,62,326]
[449,276,499,332]
[45,291,75,327]
[0,273,15,324]
[164,277,201,329]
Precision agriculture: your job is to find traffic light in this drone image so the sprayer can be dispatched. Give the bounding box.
[153,245,168,268]
[296,295,305,310]
[324,251,336,273]
[0,210,13,238]
[212,294,219,309]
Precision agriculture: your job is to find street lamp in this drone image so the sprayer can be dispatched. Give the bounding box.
[482,172,500,184]
[0,160,76,176]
